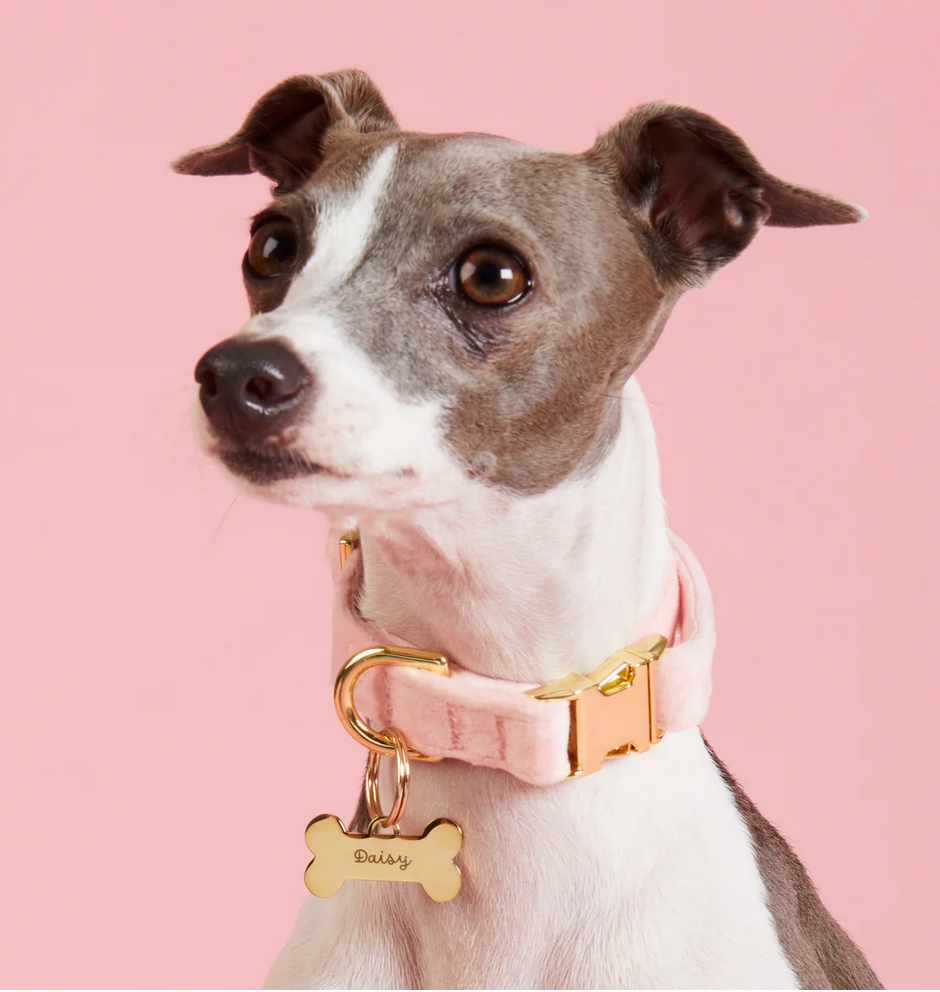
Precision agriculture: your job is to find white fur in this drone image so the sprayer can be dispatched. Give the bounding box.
[242,307,460,511]
[267,732,795,990]
[351,378,673,683]
[256,389,796,990]
[286,144,398,302]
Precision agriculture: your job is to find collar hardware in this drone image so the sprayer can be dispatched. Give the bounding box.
[338,529,360,568]
[526,634,668,777]
[334,644,451,761]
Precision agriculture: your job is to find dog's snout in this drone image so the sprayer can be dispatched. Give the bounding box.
[194,338,310,439]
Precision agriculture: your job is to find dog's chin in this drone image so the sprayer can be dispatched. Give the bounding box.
[210,444,450,512]
[218,446,332,486]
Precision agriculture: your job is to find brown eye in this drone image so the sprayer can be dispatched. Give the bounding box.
[245,220,298,279]
[456,246,529,305]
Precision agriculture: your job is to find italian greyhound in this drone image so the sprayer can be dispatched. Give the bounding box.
[175,69,881,990]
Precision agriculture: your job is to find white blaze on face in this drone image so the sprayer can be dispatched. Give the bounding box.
[283,142,399,304]
[273,311,447,479]
[236,143,466,502]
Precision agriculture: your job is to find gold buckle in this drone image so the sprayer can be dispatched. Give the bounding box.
[526,634,668,777]
[334,645,451,761]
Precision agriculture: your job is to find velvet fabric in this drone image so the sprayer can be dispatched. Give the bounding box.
[331,534,715,786]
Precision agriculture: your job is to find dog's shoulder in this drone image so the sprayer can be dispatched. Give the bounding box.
[706,741,882,991]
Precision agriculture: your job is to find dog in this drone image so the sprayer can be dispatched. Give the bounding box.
[175,69,881,990]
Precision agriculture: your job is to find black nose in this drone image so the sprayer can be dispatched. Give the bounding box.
[194,338,310,440]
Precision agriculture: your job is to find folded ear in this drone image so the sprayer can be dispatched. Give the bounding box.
[172,69,397,192]
[588,103,866,286]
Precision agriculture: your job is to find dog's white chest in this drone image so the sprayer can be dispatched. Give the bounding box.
[264,730,797,990]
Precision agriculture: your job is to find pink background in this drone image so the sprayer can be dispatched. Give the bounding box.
[2,1,937,988]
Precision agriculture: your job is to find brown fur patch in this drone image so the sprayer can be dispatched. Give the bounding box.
[707,742,882,990]
[172,69,397,191]
[310,132,676,494]
[588,102,865,288]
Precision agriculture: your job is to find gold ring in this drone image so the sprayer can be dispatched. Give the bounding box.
[365,727,410,828]
[333,645,450,759]
[365,816,401,837]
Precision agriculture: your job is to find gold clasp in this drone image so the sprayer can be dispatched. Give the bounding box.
[338,529,360,568]
[334,645,451,760]
[526,634,668,777]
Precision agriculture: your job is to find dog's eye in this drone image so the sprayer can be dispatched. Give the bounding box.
[245,221,298,279]
[456,246,529,306]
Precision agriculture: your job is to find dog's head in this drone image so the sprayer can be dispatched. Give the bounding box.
[175,69,863,510]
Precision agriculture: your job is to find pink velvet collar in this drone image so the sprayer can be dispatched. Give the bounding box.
[330,533,715,786]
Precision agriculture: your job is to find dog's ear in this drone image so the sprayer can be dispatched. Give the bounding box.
[588,103,866,286]
[172,70,397,192]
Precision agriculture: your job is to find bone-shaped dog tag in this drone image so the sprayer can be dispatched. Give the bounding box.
[304,814,463,902]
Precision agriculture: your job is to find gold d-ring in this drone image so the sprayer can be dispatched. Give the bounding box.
[333,645,451,760]
[365,726,410,828]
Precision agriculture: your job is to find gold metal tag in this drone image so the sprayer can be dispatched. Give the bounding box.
[308,537,465,904]
[304,814,463,902]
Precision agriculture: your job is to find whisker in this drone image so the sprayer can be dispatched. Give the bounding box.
[596,390,649,404]
[206,495,239,553]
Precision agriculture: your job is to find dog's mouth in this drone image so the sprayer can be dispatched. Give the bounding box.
[218,445,341,485]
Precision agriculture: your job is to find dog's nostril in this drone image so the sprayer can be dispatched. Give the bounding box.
[245,374,276,404]
[200,368,219,397]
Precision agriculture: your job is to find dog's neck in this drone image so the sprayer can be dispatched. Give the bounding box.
[335,378,672,685]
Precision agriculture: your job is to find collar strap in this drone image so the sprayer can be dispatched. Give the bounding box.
[331,533,715,787]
